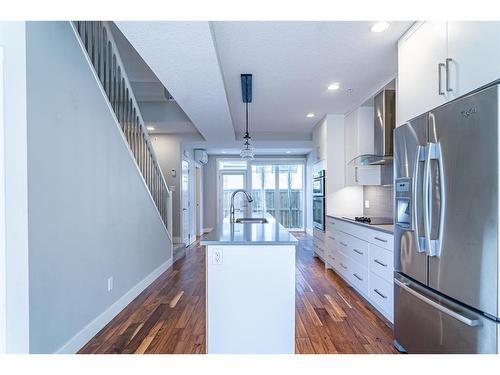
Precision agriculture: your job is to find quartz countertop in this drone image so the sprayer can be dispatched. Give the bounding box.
[201,213,298,246]
[326,214,394,234]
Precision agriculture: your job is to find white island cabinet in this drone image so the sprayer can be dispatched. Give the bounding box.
[201,214,297,354]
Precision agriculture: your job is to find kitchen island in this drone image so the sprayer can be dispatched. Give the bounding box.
[201,213,298,354]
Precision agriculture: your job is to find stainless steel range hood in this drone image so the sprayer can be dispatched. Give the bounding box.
[349,89,395,166]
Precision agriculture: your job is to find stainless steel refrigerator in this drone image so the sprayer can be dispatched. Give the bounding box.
[393,82,500,354]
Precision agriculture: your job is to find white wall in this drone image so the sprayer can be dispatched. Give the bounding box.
[26,21,172,353]
[0,21,30,354]
[305,153,313,234]
[0,44,5,354]
[324,115,363,216]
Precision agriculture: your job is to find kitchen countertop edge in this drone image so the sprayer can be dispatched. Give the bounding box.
[326,214,394,234]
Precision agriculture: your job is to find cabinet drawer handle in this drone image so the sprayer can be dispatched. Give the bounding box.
[353,273,363,281]
[340,241,347,247]
[374,289,387,299]
[340,263,347,269]
[328,235,335,240]
[374,236,388,243]
[374,259,388,267]
[353,248,363,255]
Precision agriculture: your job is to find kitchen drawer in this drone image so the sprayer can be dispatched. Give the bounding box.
[336,251,350,279]
[344,234,369,267]
[330,218,393,251]
[347,260,369,296]
[369,244,394,282]
[368,231,393,251]
[313,228,326,243]
[369,272,394,321]
[326,216,337,231]
[313,242,324,257]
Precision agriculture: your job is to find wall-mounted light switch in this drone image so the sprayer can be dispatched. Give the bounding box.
[364,200,370,209]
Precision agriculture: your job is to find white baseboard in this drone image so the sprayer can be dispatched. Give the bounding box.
[173,236,182,244]
[55,257,173,354]
[202,227,213,233]
[306,228,313,236]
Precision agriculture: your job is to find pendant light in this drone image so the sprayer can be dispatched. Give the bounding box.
[240,74,255,160]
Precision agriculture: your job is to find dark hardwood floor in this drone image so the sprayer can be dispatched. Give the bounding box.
[78,232,397,354]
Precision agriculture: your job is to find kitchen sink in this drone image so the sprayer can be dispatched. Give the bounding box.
[234,218,268,224]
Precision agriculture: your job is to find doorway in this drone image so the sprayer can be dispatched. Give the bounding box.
[195,165,202,236]
[181,159,190,246]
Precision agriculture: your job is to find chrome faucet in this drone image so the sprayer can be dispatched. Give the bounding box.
[230,189,254,223]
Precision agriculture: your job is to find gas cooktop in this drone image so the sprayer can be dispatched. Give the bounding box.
[342,216,393,225]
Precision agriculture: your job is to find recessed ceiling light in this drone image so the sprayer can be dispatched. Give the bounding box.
[328,82,340,91]
[221,151,227,154]
[286,151,292,154]
[147,126,155,131]
[370,21,390,33]
[306,113,315,118]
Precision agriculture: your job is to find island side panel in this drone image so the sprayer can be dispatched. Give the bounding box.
[206,244,296,354]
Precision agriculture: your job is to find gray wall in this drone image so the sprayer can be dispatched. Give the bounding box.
[150,133,204,242]
[363,185,394,217]
[26,22,171,353]
[203,155,219,231]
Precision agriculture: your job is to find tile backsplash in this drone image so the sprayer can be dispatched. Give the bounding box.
[363,185,394,218]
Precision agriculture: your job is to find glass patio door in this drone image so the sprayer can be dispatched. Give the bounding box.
[250,163,304,230]
[219,171,247,222]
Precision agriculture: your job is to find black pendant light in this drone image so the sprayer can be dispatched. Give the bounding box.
[240,74,255,160]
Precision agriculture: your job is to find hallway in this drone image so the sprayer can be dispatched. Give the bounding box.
[79,232,396,354]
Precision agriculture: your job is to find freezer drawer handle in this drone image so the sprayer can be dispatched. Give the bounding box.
[394,279,482,327]
[373,289,387,299]
[353,273,363,281]
[353,248,363,255]
[374,259,388,267]
[374,236,388,243]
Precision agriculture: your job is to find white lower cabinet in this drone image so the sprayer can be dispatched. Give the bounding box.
[324,217,394,322]
[313,228,326,260]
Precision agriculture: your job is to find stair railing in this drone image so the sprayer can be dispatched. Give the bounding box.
[71,21,173,240]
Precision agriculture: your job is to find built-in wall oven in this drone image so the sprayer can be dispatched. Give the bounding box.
[313,170,325,231]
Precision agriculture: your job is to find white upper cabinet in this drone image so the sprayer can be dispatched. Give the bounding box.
[312,118,327,163]
[447,22,500,100]
[397,22,448,125]
[398,21,500,125]
[344,106,375,186]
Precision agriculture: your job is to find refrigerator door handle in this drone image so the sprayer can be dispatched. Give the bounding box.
[413,145,426,252]
[423,143,432,255]
[425,113,444,258]
[395,279,482,327]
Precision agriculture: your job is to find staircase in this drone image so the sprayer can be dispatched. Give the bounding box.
[71,21,173,242]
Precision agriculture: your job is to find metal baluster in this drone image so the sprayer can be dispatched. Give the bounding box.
[117,68,122,126]
[107,41,112,98]
[97,22,102,80]
[102,30,107,95]
[111,55,116,114]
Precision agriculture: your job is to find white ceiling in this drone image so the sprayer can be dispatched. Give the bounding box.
[211,21,413,138]
[114,21,413,154]
[116,21,236,142]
